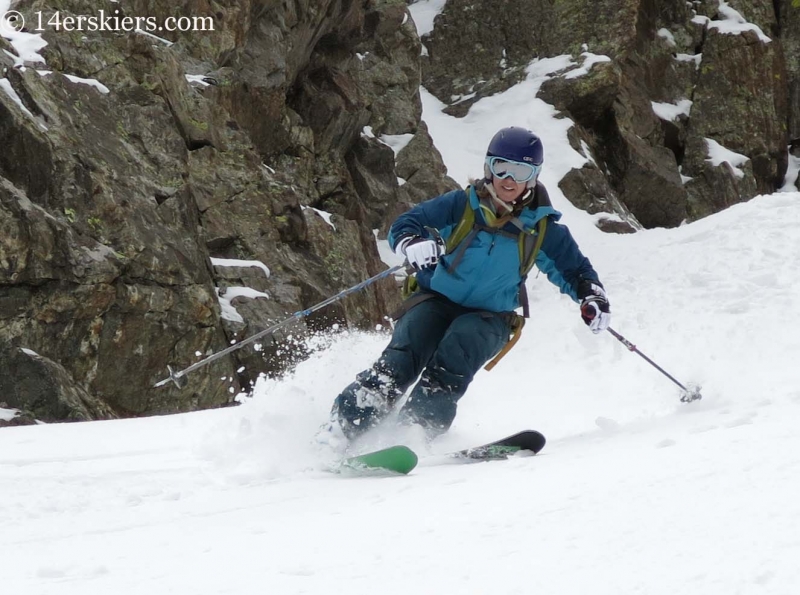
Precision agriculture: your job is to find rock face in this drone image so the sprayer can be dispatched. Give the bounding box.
[779,0,800,145]
[0,0,794,421]
[1,0,452,421]
[0,345,116,422]
[421,0,793,226]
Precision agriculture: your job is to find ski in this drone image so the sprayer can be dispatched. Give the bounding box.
[449,430,546,461]
[330,431,544,475]
[338,445,419,475]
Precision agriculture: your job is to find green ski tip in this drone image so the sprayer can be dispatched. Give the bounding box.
[341,445,418,475]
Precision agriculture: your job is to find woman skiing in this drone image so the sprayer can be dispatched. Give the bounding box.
[329,126,611,441]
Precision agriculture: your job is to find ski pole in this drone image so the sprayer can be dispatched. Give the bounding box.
[155,263,409,389]
[606,327,702,403]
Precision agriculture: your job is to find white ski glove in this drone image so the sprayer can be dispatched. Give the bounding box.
[396,235,444,271]
[578,281,611,334]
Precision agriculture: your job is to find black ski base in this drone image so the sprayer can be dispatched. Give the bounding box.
[452,430,546,461]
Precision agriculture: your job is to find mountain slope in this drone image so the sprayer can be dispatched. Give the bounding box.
[2,188,799,595]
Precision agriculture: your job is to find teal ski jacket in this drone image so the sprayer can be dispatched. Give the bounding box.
[388,183,601,313]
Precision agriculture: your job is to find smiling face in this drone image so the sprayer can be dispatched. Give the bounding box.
[491,175,528,203]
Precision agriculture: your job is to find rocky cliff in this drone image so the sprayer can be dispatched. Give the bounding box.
[1,0,796,423]
[422,0,797,227]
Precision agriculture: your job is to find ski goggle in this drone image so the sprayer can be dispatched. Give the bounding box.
[486,156,542,182]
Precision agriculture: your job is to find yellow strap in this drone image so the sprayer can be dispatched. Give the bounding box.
[445,191,476,253]
[518,217,548,276]
[484,316,525,371]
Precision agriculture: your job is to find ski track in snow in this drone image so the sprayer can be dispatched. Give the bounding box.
[3,9,800,591]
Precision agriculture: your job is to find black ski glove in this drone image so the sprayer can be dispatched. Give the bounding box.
[577,280,611,334]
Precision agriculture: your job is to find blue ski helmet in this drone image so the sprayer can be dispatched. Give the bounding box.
[484,127,544,188]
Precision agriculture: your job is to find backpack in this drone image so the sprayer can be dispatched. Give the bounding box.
[397,187,549,371]
[401,187,548,317]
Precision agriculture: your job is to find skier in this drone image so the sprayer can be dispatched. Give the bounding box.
[329,126,611,442]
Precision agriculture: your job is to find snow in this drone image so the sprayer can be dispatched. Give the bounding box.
[3,187,800,592]
[210,260,272,322]
[651,99,693,121]
[580,139,597,166]
[216,287,270,323]
[379,132,414,156]
[216,298,245,323]
[407,0,447,38]
[63,74,110,95]
[705,138,749,179]
[210,257,271,279]
[361,127,417,158]
[693,2,771,44]
[185,74,211,86]
[20,347,39,357]
[564,51,612,80]
[1,3,104,131]
[780,149,800,192]
[0,407,18,421]
[302,206,336,231]
[0,78,29,115]
[0,1,48,64]
[3,46,21,66]
[420,53,592,236]
[710,1,771,43]
[675,52,702,69]
[4,14,800,595]
[657,28,676,47]
[221,287,270,301]
[451,90,477,105]
[0,77,47,130]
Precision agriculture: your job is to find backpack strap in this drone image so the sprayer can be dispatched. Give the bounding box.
[443,228,474,273]
[478,217,547,371]
[440,189,480,273]
[398,188,548,323]
[484,314,525,371]
[390,288,438,321]
[517,217,548,318]
[444,192,475,253]
[443,199,549,318]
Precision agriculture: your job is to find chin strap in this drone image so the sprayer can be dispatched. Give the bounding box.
[514,187,534,209]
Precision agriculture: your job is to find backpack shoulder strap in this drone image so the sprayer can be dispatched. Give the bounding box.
[445,189,476,254]
[519,217,548,276]
[517,217,548,318]
[439,188,479,273]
